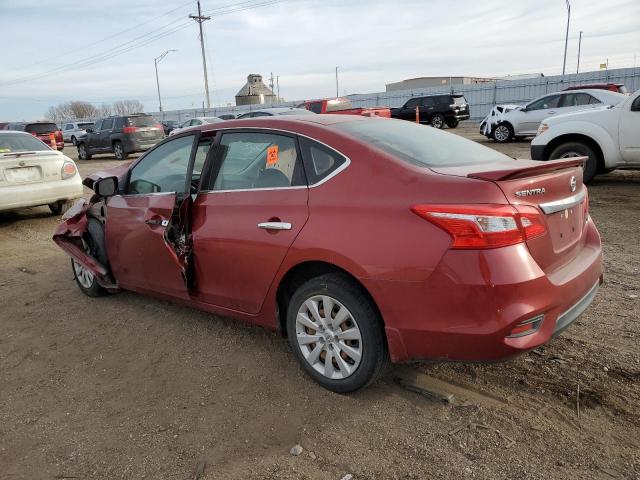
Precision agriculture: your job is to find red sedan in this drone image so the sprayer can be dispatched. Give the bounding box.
[54,115,603,392]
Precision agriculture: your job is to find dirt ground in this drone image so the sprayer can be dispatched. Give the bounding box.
[1,125,638,480]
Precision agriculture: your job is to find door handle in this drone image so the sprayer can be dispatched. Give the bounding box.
[145,218,169,227]
[258,222,292,231]
[548,111,556,114]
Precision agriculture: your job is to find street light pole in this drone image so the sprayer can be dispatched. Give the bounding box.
[154,50,176,115]
[335,66,339,97]
[576,30,583,74]
[562,0,571,76]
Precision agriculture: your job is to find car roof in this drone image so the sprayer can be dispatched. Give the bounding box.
[247,107,311,114]
[197,113,368,133]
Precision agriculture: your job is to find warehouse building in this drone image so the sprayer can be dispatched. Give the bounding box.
[385,76,497,92]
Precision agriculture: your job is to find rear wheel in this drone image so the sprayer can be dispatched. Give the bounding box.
[113,141,127,160]
[491,123,513,143]
[286,273,388,392]
[77,143,91,160]
[48,200,73,216]
[549,141,598,183]
[430,114,445,129]
[446,119,459,128]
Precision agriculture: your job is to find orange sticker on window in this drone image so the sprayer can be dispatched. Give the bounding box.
[266,145,279,166]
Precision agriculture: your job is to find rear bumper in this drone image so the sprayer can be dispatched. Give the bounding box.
[0,176,83,212]
[366,218,603,363]
[449,113,470,121]
[531,144,546,161]
[123,138,161,153]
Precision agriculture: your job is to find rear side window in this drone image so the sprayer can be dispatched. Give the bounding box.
[299,137,347,184]
[126,115,156,127]
[335,119,510,167]
[25,123,57,134]
[562,93,600,107]
[210,132,305,191]
[308,102,323,114]
[452,96,467,105]
[78,122,94,129]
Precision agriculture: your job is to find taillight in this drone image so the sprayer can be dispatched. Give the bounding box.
[123,126,139,133]
[410,204,546,249]
[55,130,63,141]
[154,123,163,130]
[61,160,77,179]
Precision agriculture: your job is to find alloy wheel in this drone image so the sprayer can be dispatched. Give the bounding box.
[295,295,363,380]
[559,151,582,158]
[73,259,94,289]
[494,125,511,142]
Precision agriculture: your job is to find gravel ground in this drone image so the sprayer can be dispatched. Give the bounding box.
[1,124,638,480]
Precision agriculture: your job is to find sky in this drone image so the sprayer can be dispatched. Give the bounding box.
[0,0,639,121]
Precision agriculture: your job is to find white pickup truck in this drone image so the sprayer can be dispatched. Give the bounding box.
[531,89,640,182]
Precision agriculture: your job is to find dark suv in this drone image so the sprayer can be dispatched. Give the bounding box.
[390,94,470,128]
[76,114,164,160]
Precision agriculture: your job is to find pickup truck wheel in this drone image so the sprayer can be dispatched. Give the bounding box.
[48,200,73,216]
[430,114,445,129]
[286,273,388,393]
[77,143,91,160]
[113,141,127,160]
[549,141,598,183]
[446,119,459,128]
[492,123,513,143]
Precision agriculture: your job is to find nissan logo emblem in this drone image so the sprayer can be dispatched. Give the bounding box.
[570,176,577,192]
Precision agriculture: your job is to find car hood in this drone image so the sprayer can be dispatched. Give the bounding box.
[544,104,615,125]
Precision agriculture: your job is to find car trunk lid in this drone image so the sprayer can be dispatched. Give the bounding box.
[431,158,589,272]
[0,150,65,185]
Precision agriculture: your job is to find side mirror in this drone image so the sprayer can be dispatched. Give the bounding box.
[94,176,118,197]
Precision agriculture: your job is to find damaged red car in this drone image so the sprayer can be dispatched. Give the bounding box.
[54,115,603,392]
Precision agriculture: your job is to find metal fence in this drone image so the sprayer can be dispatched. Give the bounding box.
[151,67,639,123]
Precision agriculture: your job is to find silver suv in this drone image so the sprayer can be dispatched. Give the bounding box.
[62,121,95,146]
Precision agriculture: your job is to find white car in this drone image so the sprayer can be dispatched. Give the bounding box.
[531,88,640,182]
[0,131,83,214]
[480,89,626,143]
[62,121,95,146]
[169,116,223,136]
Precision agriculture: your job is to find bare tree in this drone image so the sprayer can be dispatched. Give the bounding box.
[112,100,144,116]
[67,101,98,119]
[98,103,112,117]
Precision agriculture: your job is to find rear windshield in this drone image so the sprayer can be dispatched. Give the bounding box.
[0,133,50,153]
[126,115,156,127]
[453,96,467,105]
[25,123,57,134]
[335,119,510,167]
[326,98,353,112]
[78,122,94,129]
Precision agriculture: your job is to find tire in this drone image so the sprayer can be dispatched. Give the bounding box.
[514,136,526,142]
[71,136,77,146]
[113,141,127,160]
[72,218,108,297]
[286,273,388,393]
[48,200,73,216]
[548,141,598,183]
[77,143,91,160]
[491,123,514,143]
[446,119,459,128]
[430,113,445,129]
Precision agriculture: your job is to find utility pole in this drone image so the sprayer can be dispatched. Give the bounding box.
[269,72,275,103]
[335,66,339,98]
[562,0,571,76]
[190,0,211,108]
[276,75,280,102]
[154,50,176,115]
[576,30,583,74]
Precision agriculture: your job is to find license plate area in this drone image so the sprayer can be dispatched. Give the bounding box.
[5,166,42,183]
[546,205,583,252]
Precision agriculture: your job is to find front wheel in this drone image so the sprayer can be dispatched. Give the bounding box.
[71,136,77,146]
[491,123,513,143]
[286,274,388,392]
[446,119,459,128]
[549,141,598,183]
[430,113,445,129]
[113,141,127,160]
[72,219,108,297]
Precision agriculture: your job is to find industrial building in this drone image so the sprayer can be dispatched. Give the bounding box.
[385,76,498,92]
[235,74,277,106]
